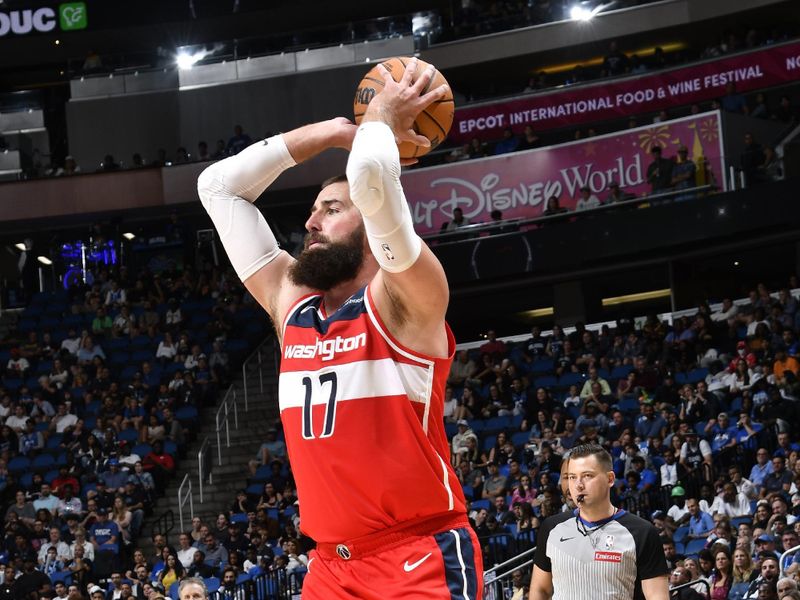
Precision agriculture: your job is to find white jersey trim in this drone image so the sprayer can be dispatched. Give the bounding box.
[281,294,321,341]
[451,529,470,600]
[363,289,435,433]
[278,358,430,411]
[439,454,455,511]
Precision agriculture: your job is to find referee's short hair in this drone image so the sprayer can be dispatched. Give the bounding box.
[568,443,613,472]
[178,577,208,599]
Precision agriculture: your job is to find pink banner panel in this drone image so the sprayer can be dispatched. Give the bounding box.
[401,112,725,235]
[450,40,800,143]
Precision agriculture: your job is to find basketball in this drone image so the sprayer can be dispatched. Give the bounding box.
[353,57,454,160]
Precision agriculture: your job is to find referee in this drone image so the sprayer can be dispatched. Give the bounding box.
[529,443,669,600]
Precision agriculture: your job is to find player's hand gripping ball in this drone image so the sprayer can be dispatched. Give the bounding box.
[353,57,454,160]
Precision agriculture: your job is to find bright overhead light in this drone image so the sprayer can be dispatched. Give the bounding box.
[15,242,26,251]
[37,256,52,265]
[570,5,594,21]
[122,232,136,240]
[176,51,200,70]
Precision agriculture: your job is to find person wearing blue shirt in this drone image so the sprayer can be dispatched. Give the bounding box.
[686,497,714,539]
[89,508,119,554]
[749,448,773,488]
[628,456,658,493]
[709,412,738,454]
[734,412,762,450]
[634,403,666,440]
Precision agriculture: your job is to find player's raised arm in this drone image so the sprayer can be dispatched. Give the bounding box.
[197,118,356,326]
[346,58,451,356]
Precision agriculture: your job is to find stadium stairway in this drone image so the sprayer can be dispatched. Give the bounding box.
[137,339,280,557]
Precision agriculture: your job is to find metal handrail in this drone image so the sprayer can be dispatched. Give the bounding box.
[242,336,273,412]
[150,508,174,539]
[483,545,537,577]
[214,384,238,465]
[425,184,714,246]
[780,543,800,576]
[177,473,193,532]
[669,578,711,597]
[197,436,212,503]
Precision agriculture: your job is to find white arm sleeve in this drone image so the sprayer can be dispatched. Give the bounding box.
[197,135,296,282]
[346,122,422,273]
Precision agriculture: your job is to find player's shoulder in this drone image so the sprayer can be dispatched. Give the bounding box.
[540,510,573,533]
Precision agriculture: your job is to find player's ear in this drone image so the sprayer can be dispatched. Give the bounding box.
[607,470,615,488]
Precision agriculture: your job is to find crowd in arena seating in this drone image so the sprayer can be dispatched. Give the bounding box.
[0,260,267,599]
[450,279,800,599]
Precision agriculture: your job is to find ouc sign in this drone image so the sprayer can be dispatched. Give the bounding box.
[0,2,87,37]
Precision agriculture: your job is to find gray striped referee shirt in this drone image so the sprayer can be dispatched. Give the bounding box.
[534,509,668,600]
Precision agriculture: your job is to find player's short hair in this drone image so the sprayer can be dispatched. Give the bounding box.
[568,443,613,472]
[321,174,348,190]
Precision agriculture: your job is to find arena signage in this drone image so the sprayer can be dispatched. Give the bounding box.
[400,112,725,235]
[450,39,800,142]
[0,2,87,38]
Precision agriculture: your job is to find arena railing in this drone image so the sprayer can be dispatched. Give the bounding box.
[669,578,711,597]
[483,545,536,597]
[177,473,194,532]
[197,436,213,504]
[242,336,274,412]
[215,384,239,466]
[424,184,715,246]
[210,568,306,600]
[780,543,800,576]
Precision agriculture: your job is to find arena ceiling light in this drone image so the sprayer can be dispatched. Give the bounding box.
[569,1,614,22]
[14,242,26,251]
[122,232,136,240]
[37,256,52,265]
[601,288,671,307]
[176,51,201,70]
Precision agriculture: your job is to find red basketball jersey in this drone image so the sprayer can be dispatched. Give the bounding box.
[279,285,465,542]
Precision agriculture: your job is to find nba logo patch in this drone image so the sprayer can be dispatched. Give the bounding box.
[380,243,395,261]
[604,535,615,549]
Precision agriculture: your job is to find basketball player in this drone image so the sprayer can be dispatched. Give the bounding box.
[529,444,669,600]
[198,58,482,599]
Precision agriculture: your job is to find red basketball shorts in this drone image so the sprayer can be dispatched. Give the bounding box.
[301,515,483,600]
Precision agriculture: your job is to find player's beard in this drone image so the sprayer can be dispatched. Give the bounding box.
[288,225,366,291]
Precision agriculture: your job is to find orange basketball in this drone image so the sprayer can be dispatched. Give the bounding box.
[353,56,454,160]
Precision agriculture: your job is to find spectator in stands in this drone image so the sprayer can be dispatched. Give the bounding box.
[444,207,471,232]
[722,82,749,115]
[671,145,697,199]
[105,281,126,308]
[493,128,519,155]
[259,428,286,465]
[574,186,601,210]
[157,553,183,592]
[669,565,706,600]
[686,496,715,539]
[6,348,30,378]
[76,336,105,365]
[517,125,541,151]
[744,555,780,599]
[226,125,252,156]
[211,139,227,160]
[156,333,178,365]
[468,137,488,158]
[142,441,175,492]
[480,330,506,358]
[89,507,119,555]
[605,181,635,203]
[543,194,568,216]
[202,534,228,569]
[772,96,796,124]
[647,146,674,194]
[741,132,766,187]
[602,40,629,76]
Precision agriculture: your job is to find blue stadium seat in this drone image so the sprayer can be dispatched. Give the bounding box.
[511,431,530,448]
[687,368,709,383]
[8,456,30,475]
[533,376,558,389]
[611,365,633,379]
[230,513,248,524]
[673,526,689,543]
[46,434,63,449]
[530,359,555,374]
[132,444,152,457]
[462,485,474,500]
[471,499,490,511]
[175,405,198,423]
[558,373,584,388]
[32,454,55,472]
[684,539,706,556]
[251,465,271,483]
[118,428,139,443]
[482,435,497,451]
[246,483,263,496]
[203,578,220,594]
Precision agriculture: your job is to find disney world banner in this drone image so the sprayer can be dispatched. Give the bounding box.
[401,111,725,235]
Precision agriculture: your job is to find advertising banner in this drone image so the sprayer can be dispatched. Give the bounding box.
[451,40,800,142]
[401,112,725,235]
